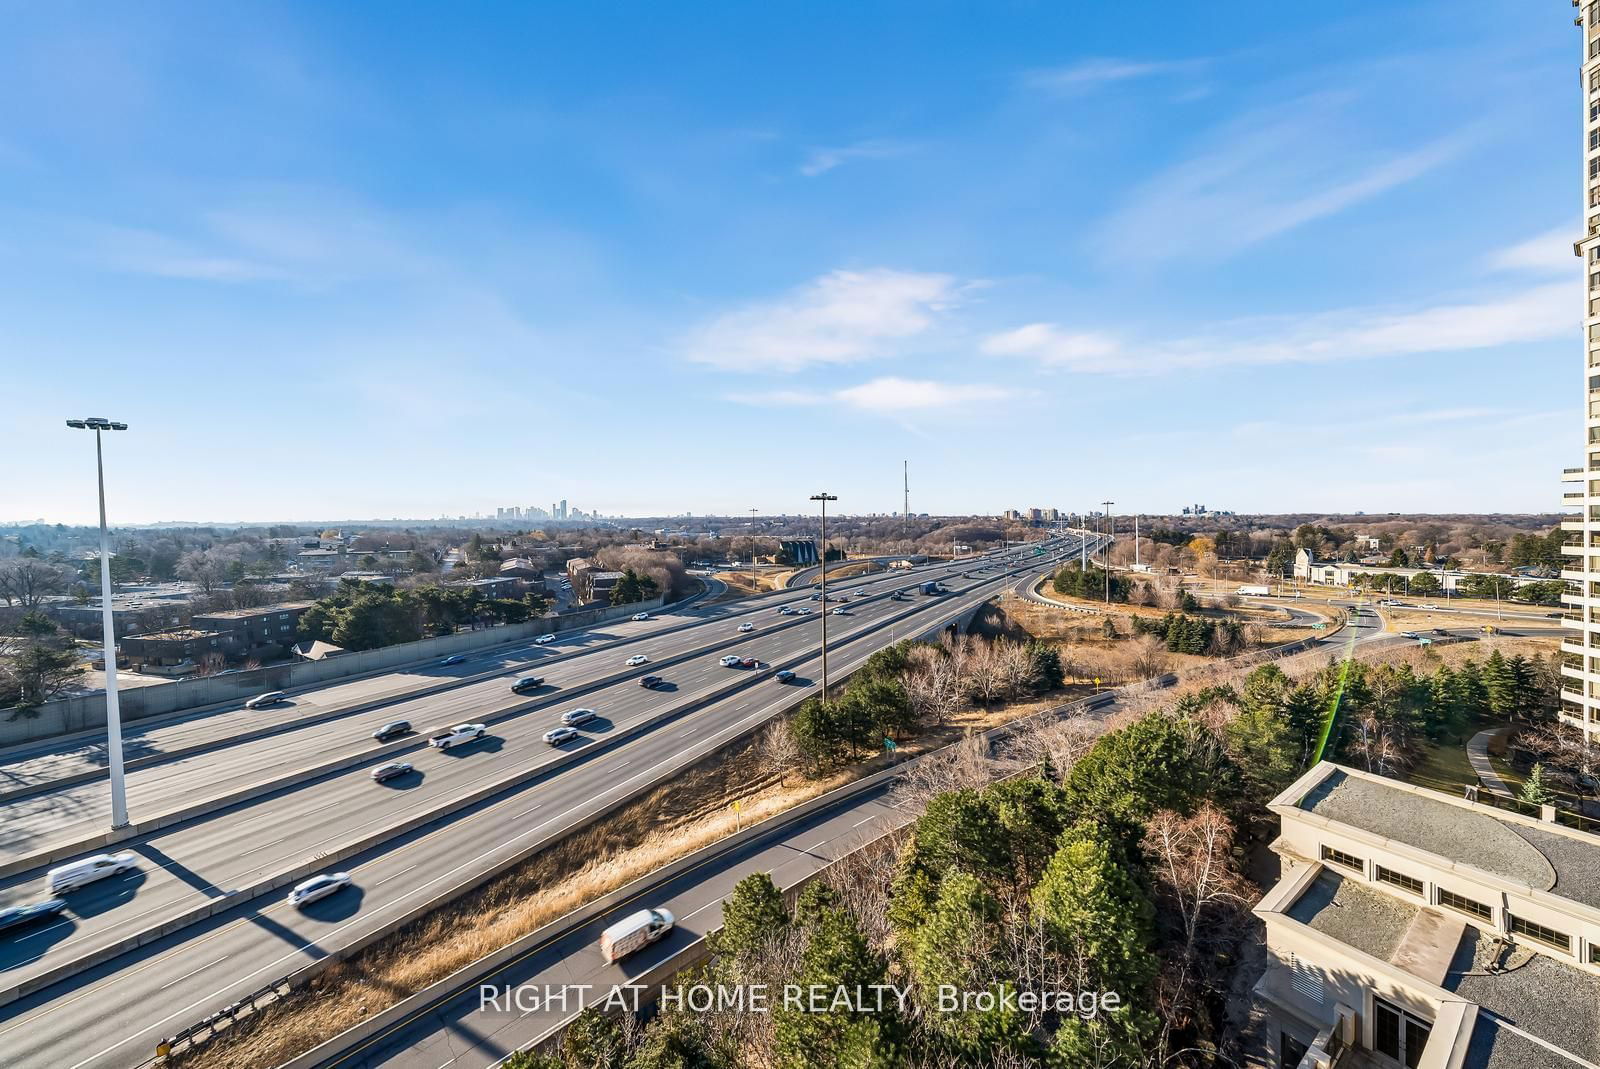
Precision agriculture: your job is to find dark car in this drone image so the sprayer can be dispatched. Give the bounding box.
[511,676,545,693]
[372,720,412,742]
[639,675,665,689]
[774,670,796,683]
[738,657,760,669]
[1432,628,1448,635]
[440,655,466,666]
[370,761,414,783]
[0,898,67,933]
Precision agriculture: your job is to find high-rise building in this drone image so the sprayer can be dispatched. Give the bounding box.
[559,499,568,521]
[1568,3,1600,743]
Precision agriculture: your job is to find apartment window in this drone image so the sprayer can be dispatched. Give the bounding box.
[1279,1033,1310,1069]
[1590,156,1600,181]
[1590,67,1600,92]
[1591,99,1600,123]
[1374,866,1423,895]
[1591,128,1600,151]
[1510,915,1572,953]
[1374,998,1432,1069]
[1320,845,1364,873]
[1438,888,1493,920]
[1590,943,1600,965]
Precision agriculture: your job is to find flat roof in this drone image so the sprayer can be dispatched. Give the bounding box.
[191,601,316,619]
[1287,869,1418,962]
[1448,925,1600,1069]
[1299,768,1600,911]
[123,628,225,641]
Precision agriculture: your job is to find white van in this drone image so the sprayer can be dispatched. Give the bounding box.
[47,852,138,894]
[599,907,675,962]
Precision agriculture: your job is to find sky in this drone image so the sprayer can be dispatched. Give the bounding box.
[0,1,1585,524]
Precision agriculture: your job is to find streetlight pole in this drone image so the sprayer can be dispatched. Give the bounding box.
[748,507,758,593]
[810,493,837,703]
[66,417,130,831]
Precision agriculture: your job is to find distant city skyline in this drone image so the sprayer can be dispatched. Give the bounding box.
[0,1,1575,524]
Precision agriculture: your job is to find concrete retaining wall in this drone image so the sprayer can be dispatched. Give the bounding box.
[0,597,666,748]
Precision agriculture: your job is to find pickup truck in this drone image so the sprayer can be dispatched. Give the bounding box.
[428,723,486,749]
[599,907,675,962]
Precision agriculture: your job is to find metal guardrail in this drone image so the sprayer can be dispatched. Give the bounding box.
[153,975,294,1060]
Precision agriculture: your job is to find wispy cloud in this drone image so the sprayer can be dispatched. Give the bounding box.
[1095,91,1474,267]
[1021,57,1203,95]
[727,376,1018,413]
[78,223,285,282]
[799,138,913,177]
[982,282,1571,375]
[1488,225,1577,276]
[684,268,963,373]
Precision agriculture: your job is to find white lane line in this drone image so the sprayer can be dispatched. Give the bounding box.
[851,816,876,829]
[159,955,227,990]
[516,803,543,818]
[373,864,417,887]
[806,840,830,853]
[612,761,630,770]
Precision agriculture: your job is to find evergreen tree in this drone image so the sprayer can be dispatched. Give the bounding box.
[711,872,787,962]
[772,906,902,1069]
[1521,763,1555,807]
[1483,651,1517,717]
[563,1008,625,1069]
[1028,642,1065,693]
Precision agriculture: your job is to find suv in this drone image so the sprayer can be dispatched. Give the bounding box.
[639,675,665,689]
[371,720,411,742]
[632,612,651,621]
[774,670,796,684]
[543,725,579,745]
[511,676,545,693]
[719,655,743,667]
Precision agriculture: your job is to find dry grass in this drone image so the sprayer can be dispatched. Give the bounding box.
[173,679,1087,1069]
[1379,604,1563,634]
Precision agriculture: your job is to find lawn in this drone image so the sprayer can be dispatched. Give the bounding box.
[1404,712,1506,796]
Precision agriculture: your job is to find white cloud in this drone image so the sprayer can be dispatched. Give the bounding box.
[684,268,961,373]
[983,282,1571,375]
[1095,92,1471,267]
[726,376,1017,413]
[81,223,285,282]
[799,139,912,177]
[1488,226,1578,276]
[1021,57,1200,95]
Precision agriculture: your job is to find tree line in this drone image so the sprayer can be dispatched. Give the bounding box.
[298,579,550,652]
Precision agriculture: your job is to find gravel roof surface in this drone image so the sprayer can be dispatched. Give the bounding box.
[1300,770,1556,892]
[1464,1015,1580,1069]
[1504,822,1600,911]
[1287,869,1417,961]
[1448,927,1600,1066]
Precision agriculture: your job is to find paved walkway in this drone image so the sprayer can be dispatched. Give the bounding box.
[1467,726,1514,796]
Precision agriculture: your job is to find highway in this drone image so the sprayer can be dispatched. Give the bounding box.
[0,544,1062,1069]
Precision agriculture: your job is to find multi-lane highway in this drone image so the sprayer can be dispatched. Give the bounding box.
[0,541,1065,1069]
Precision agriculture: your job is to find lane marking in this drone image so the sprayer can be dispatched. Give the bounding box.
[159,955,227,990]
[373,865,417,887]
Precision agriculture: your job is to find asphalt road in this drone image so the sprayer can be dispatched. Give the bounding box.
[0,548,1054,1069]
[0,560,954,857]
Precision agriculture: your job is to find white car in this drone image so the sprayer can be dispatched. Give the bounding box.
[777,606,792,615]
[632,612,650,621]
[1400,631,1420,639]
[831,607,847,615]
[561,708,598,727]
[738,622,755,633]
[626,654,650,666]
[719,655,742,667]
[287,872,352,907]
[543,725,579,745]
[536,634,556,645]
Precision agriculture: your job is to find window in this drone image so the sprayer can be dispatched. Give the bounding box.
[1375,866,1423,895]
[1438,888,1492,920]
[1591,128,1600,151]
[1590,156,1600,181]
[1590,943,1600,965]
[1279,1033,1309,1069]
[1510,915,1572,952]
[1373,998,1432,1069]
[1320,845,1364,873]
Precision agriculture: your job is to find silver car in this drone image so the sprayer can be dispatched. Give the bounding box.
[287,872,352,907]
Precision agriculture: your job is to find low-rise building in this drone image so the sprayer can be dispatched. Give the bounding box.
[295,548,346,573]
[1251,761,1600,1069]
[119,628,231,673]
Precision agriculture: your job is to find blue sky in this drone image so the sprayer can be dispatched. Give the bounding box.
[0,1,1581,523]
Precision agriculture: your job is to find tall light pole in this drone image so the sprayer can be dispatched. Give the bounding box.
[810,493,837,702]
[66,417,130,830]
[748,507,758,593]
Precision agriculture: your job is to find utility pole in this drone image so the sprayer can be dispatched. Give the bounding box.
[903,460,909,523]
[749,507,758,593]
[810,492,837,702]
[66,417,131,831]
[1134,513,1140,570]
[1102,501,1115,603]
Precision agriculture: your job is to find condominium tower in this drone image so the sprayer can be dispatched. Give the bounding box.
[1568,0,1600,743]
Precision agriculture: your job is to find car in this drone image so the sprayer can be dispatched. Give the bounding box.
[47,853,138,894]
[1400,631,1420,639]
[774,670,796,683]
[0,898,67,933]
[1422,604,1440,610]
[632,612,651,621]
[639,675,665,688]
[428,723,487,749]
[626,654,650,667]
[719,654,743,667]
[738,622,755,633]
[777,606,793,615]
[440,655,466,666]
[831,607,847,615]
[561,708,598,727]
[810,593,822,601]
[511,676,545,693]
[244,691,287,709]
[287,872,352,907]
[738,657,759,669]
[370,761,413,783]
[536,634,556,645]
[1432,628,1448,635]
[543,726,579,745]
[795,607,812,615]
[371,720,411,742]
[854,589,869,597]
